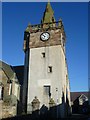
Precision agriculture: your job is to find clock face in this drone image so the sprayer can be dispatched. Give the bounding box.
[40,32,50,41]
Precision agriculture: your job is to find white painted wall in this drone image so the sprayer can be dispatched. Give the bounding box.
[27,45,67,113]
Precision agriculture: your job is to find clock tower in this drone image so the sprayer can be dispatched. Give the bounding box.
[22,2,71,118]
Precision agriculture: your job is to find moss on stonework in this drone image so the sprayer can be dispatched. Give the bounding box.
[49,98,55,104]
[4,95,17,106]
[41,2,56,24]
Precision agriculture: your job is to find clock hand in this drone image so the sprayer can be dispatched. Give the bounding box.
[43,35,46,37]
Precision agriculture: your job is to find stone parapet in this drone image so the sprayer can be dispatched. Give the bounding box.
[24,29,66,50]
[23,21,66,51]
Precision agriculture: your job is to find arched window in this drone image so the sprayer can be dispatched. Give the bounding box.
[0,83,4,100]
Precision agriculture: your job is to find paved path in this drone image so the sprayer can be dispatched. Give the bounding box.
[1,113,90,120]
[67,114,89,120]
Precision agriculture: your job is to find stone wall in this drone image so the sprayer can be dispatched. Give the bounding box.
[24,29,66,50]
[0,101,17,119]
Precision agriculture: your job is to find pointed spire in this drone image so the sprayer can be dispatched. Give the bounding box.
[41,2,56,24]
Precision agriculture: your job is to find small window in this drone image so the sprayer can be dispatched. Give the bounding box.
[48,66,52,73]
[42,52,45,58]
[44,86,51,97]
[0,85,4,100]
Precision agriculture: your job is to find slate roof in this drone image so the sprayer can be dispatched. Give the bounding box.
[0,60,15,80]
[70,92,89,102]
[0,60,24,85]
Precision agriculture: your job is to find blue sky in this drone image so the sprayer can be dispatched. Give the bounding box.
[2,2,88,92]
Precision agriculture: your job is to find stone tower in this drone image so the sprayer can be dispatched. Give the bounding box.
[22,2,71,118]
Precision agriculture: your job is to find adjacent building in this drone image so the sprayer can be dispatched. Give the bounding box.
[0,60,21,119]
[71,92,89,114]
[0,60,20,102]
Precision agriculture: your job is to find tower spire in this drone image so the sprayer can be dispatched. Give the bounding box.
[48,0,50,3]
[41,2,56,24]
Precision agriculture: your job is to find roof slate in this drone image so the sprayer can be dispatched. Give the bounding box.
[0,60,15,80]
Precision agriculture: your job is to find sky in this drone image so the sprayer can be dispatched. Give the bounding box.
[1,2,88,92]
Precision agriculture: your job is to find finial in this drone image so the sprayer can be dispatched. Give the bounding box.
[58,18,64,28]
[59,18,62,21]
[25,22,32,32]
[58,19,62,28]
[28,22,31,27]
[13,72,16,78]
